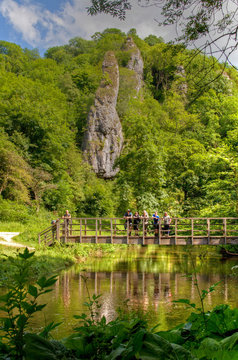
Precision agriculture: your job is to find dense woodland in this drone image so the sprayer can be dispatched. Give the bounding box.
[1,28,238,221]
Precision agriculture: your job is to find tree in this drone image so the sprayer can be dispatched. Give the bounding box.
[30,167,55,212]
[144,34,164,46]
[0,130,32,203]
[87,0,238,66]
[116,98,167,210]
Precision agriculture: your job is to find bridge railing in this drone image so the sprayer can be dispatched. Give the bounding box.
[38,217,238,245]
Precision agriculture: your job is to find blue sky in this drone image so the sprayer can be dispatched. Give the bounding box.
[0,0,168,56]
[0,0,237,66]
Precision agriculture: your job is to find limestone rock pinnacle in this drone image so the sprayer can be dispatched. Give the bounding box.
[82,51,123,178]
[124,36,144,93]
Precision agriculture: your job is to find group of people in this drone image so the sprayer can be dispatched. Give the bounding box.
[51,210,171,238]
[124,209,171,236]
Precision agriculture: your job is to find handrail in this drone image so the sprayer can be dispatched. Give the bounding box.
[38,217,238,246]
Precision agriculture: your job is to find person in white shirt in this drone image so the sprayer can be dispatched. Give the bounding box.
[163,212,171,236]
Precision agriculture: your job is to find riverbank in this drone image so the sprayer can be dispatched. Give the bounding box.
[0,243,128,286]
[0,208,127,283]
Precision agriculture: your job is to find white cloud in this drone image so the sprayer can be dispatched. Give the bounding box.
[0,0,167,49]
[3,0,236,68]
[0,0,42,44]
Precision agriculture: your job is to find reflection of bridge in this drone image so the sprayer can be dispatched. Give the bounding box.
[38,217,238,246]
[57,271,229,315]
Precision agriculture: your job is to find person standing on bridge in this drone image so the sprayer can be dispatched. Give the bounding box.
[63,210,71,219]
[124,209,133,236]
[51,219,58,240]
[142,210,149,235]
[152,211,160,237]
[62,210,71,238]
[133,211,141,236]
[163,212,171,236]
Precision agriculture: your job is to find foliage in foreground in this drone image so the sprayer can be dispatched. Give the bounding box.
[1,249,238,359]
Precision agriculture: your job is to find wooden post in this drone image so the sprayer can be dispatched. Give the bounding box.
[142,218,145,245]
[80,218,82,243]
[175,218,177,245]
[64,219,68,243]
[127,219,129,244]
[114,219,117,235]
[56,220,60,241]
[223,218,227,245]
[207,218,210,245]
[191,218,194,245]
[84,219,87,235]
[158,221,161,245]
[95,219,98,244]
[70,218,72,235]
[99,219,102,236]
[111,219,113,244]
[38,234,41,244]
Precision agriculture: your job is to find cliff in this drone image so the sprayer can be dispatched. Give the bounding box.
[124,36,144,93]
[82,51,123,178]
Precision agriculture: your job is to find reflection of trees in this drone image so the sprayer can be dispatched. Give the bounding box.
[74,270,231,316]
[33,264,236,338]
[62,273,71,308]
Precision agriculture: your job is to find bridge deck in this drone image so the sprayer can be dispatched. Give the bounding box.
[38,217,238,246]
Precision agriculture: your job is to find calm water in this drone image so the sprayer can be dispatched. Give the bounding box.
[1,246,238,338]
[29,246,238,338]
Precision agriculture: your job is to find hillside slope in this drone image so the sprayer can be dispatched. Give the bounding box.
[0,29,238,219]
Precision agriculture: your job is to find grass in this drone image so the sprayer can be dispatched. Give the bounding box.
[0,242,128,286]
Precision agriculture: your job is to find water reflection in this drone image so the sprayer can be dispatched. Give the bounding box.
[1,247,238,338]
[35,266,237,338]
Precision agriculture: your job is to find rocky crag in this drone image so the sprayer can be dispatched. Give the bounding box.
[124,36,144,93]
[83,38,144,178]
[175,65,188,96]
[82,51,123,178]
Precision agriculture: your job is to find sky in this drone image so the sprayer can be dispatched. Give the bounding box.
[0,0,171,55]
[0,0,237,66]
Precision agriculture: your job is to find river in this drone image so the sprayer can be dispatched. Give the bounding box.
[28,245,238,339]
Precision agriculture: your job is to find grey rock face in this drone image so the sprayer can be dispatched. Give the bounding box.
[175,65,188,95]
[124,37,144,93]
[82,51,123,178]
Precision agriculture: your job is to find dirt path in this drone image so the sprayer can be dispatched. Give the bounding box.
[0,232,35,250]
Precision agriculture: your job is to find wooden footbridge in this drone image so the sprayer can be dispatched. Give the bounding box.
[38,217,238,246]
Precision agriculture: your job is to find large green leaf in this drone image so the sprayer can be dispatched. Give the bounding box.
[221,332,238,350]
[63,334,94,357]
[195,337,221,359]
[24,333,57,360]
[138,333,194,360]
[107,345,126,360]
[156,329,185,345]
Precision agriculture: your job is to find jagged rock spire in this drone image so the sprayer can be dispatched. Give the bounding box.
[82,51,123,178]
[124,36,144,93]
